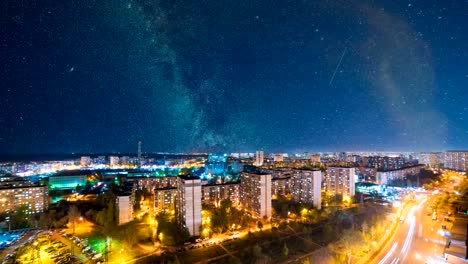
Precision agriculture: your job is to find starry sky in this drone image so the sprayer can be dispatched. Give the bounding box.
[1,0,468,154]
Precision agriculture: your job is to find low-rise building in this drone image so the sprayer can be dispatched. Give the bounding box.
[375,165,424,185]
[49,173,87,190]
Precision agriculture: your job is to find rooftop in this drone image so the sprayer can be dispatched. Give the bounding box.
[178,174,200,181]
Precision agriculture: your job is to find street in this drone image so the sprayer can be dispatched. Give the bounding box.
[372,193,448,264]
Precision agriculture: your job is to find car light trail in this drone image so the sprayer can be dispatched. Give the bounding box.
[401,216,416,254]
[378,242,398,264]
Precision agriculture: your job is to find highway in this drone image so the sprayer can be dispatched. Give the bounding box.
[372,194,448,264]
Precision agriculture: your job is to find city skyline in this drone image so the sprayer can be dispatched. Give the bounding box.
[2,0,468,153]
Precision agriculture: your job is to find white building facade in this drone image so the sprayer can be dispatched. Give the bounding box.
[324,167,356,198]
[176,176,202,236]
[291,169,322,209]
[116,195,134,225]
[240,172,271,218]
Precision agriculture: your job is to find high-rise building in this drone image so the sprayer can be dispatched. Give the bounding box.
[120,156,130,166]
[176,175,202,236]
[116,194,134,225]
[444,151,468,172]
[419,152,442,168]
[324,167,356,198]
[0,177,48,214]
[109,156,119,167]
[338,152,347,162]
[366,156,406,171]
[255,151,264,166]
[154,187,177,213]
[271,177,291,198]
[240,172,271,218]
[80,156,91,167]
[202,182,240,207]
[291,169,322,209]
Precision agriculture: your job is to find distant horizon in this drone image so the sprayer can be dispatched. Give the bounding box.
[0,149,457,161]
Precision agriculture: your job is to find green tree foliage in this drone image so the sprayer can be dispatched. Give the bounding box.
[118,220,138,248]
[10,205,31,229]
[156,212,189,246]
[205,199,253,234]
[68,205,80,234]
[282,243,289,257]
[96,197,116,236]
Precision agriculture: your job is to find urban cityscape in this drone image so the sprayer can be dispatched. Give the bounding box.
[2,0,468,264]
[1,150,468,263]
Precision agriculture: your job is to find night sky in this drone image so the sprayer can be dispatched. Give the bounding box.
[1,0,468,154]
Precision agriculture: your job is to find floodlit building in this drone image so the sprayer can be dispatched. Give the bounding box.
[49,173,87,190]
[176,175,202,236]
[208,153,228,163]
[366,156,406,171]
[309,154,321,163]
[255,151,264,166]
[154,187,177,213]
[0,177,48,214]
[80,156,91,167]
[109,156,120,167]
[291,169,322,209]
[116,194,134,225]
[376,165,425,185]
[444,151,468,172]
[419,152,443,168]
[324,167,356,198]
[240,172,271,218]
[273,154,285,162]
[205,153,229,175]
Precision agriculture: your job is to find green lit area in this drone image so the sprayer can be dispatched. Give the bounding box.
[126,168,182,177]
[88,237,120,255]
[49,175,87,190]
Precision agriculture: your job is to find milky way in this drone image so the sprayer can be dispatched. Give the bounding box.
[1,0,467,153]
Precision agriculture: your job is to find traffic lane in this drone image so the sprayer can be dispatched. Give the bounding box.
[372,197,427,264]
[404,203,447,263]
[370,205,414,264]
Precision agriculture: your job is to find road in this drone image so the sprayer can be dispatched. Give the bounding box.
[372,194,448,264]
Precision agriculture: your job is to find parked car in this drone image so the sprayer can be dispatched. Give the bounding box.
[92,253,103,260]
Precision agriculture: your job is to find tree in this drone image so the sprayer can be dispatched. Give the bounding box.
[257,221,263,230]
[282,243,289,257]
[68,205,80,235]
[10,205,32,229]
[329,229,366,263]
